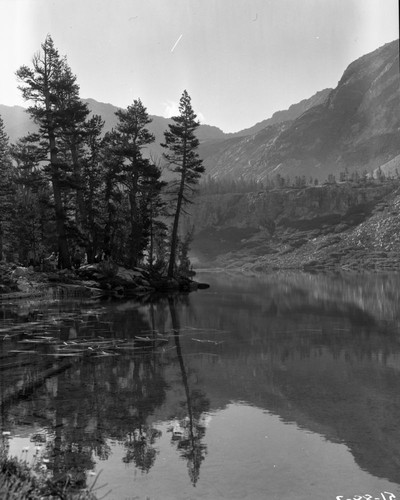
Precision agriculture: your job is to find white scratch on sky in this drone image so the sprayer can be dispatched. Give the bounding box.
[171,34,183,53]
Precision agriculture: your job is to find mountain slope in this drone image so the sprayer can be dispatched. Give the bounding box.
[201,40,400,182]
[186,179,400,271]
[2,40,398,181]
[0,105,37,142]
[226,88,331,138]
[0,88,332,146]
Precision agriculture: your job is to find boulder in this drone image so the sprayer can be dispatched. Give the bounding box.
[11,266,32,279]
[115,267,144,282]
[16,277,34,293]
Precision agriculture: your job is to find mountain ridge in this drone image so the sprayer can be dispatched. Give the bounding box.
[201,39,400,182]
[226,88,332,138]
[1,39,398,182]
[0,89,338,158]
[0,99,225,156]
[0,85,333,142]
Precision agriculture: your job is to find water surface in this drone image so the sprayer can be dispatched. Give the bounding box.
[1,271,400,500]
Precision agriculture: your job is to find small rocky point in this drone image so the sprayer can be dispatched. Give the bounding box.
[0,261,209,300]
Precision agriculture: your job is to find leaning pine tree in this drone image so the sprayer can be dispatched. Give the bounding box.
[161,90,204,278]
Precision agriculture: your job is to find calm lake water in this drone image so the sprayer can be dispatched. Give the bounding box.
[1,271,400,500]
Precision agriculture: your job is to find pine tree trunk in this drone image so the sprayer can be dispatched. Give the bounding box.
[129,176,140,268]
[51,175,70,268]
[129,190,138,268]
[49,133,70,269]
[103,187,115,259]
[149,211,154,270]
[71,142,87,229]
[168,169,186,278]
[0,222,3,261]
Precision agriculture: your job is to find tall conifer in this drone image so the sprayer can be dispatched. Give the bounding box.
[114,99,162,267]
[16,35,87,268]
[161,90,204,277]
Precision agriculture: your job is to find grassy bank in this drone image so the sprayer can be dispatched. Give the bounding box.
[0,450,100,500]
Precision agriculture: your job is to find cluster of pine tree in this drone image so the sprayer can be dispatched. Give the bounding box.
[0,36,204,278]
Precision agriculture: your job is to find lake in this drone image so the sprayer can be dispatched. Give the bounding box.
[1,271,400,500]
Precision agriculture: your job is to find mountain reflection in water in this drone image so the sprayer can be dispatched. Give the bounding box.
[1,271,400,500]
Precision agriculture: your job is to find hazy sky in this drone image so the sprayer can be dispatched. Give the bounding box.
[0,0,398,132]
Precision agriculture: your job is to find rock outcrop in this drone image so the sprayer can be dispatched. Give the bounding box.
[187,180,400,271]
[0,262,208,300]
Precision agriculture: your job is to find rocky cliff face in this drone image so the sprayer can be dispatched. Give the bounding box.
[187,181,400,271]
[201,40,400,182]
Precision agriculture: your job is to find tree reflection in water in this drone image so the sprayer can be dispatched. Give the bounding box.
[4,272,400,496]
[43,346,169,488]
[0,293,214,489]
[123,426,162,471]
[168,295,209,486]
[0,303,170,491]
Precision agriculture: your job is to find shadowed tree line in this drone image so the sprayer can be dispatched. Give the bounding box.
[0,35,204,278]
[197,166,399,197]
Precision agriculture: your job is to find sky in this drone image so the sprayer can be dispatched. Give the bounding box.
[0,0,398,133]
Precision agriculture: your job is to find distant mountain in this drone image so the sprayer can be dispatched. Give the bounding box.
[0,98,226,161]
[2,39,398,182]
[195,88,333,172]
[0,89,332,146]
[227,88,331,138]
[0,105,37,143]
[0,90,334,166]
[200,40,400,182]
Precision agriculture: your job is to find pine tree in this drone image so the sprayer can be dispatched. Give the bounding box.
[10,134,52,263]
[16,35,86,268]
[114,99,162,267]
[161,90,204,278]
[80,115,105,262]
[101,130,125,260]
[0,116,14,260]
[56,63,90,233]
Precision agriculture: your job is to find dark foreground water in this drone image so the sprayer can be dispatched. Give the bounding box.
[1,271,400,500]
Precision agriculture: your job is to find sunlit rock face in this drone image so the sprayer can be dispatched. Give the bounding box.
[200,40,400,182]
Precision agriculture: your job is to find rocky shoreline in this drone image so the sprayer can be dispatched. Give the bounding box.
[0,261,209,301]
